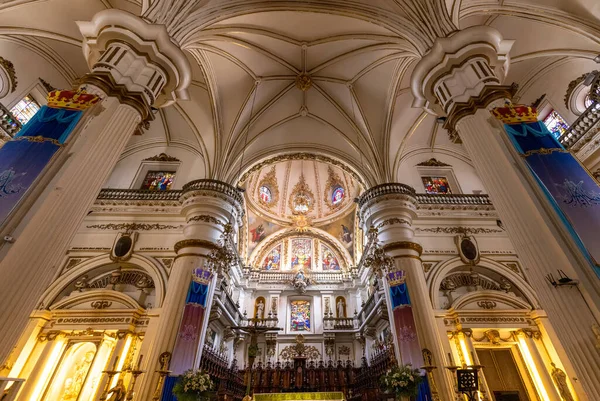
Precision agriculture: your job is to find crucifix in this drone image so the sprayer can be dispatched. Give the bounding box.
[230,319,282,398]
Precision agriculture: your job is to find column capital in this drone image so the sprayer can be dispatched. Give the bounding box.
[77,9,192,117]
[411,25,514,116]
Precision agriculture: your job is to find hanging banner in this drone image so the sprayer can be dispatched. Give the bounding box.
[492,104,600,270]
[169,268,214,375]
[0,90,99,226]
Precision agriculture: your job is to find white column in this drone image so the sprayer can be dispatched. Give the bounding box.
[16,333,64,401]
[461,330,492,401]
[358,184,455,401]
[0,8,191,365]
[515,330,561,401]
[411,25,600,398]
[93,332,130,401]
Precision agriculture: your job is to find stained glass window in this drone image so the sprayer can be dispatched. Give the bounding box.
[10,94,40,125]
[321,245,340,271]
[291,238,312,269]
[259,186,272,203]
[543,109,569,139]
[422,176,451,194]
[262,244,281,271]
[290,300,310,331]
[141,170,175,191]
[332,186,344,205]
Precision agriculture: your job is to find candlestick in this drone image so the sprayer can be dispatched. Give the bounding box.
[136,354,144,369]
[112,355,119,371]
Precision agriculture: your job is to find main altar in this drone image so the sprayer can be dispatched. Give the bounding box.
[253,392,345,401]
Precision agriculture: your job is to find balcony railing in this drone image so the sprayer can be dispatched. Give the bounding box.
[559,102,600,149]
[323,316,356,330]
[416,193,492,205]
[96,188,182,201]
[356,183,416,209]
[247,270,350,284]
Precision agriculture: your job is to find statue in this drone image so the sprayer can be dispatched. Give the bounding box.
[289,269,310,294]
[60,350,95,400]
[551,363,574,401]
[337,299,345,318]
[107,379,126,401]
[256,300,265,319]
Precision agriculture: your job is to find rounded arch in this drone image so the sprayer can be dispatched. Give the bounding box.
[249,226,352,270]
[450,290,533,311]
[39,254,167,309]
[427,257,540,309]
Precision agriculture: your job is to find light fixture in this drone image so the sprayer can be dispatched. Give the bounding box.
[456,369,479,401]
[545,269,579,288]
[594,54,600,63]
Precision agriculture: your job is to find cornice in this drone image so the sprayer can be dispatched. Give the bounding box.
[383,241,423,256]
[174,239,218,253]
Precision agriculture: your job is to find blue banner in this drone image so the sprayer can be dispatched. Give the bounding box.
[504,121,600,271]
[0,106,82,225]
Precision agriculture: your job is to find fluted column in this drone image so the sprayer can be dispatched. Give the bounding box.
[411,25,600,399]
[514,329,561,401]
[0,9,191,364]
[358,183,454,401]
[136,179,243,401]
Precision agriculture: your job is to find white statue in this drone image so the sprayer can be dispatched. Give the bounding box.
[337,299,345,318]
[256,300,265,319]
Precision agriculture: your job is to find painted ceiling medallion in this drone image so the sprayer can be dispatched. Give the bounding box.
[289,173,315,216]
[416,158,451,167]
[295,73,312,92]
[257,166,279,209]
[324,166,345,210]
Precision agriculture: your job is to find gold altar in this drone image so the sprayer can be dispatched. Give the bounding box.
[253,392,345,401]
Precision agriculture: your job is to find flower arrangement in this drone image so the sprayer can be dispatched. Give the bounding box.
[380,364,423,398]
[172,369,214,401]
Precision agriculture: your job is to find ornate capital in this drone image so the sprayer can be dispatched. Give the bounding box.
[181,179,245,219]
[411,26,514,116]
[0,56,17,98]
[356,182,416,222]
[174,239,217,253]
[77,9,191,110]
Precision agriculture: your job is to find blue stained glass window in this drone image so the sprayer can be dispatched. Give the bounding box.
[332,186,344,205]
[141,171,175,191]
[543,109,569,139]
[10,94,40,125]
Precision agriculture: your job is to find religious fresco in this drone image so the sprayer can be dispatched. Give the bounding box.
[319,212,354,258]
[321,244,341,270]
[331,186,345,205]
[290,300,311,331]
[262,244,282,270]
[291,238,312,269]
[247,209,282,256]
[421,176,451,194]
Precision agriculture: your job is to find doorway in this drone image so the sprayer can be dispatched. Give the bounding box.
[476,348,531,401]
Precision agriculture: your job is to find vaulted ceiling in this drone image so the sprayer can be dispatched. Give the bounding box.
[0,0,598,186]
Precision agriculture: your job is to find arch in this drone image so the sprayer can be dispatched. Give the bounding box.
[249,226,352,271]
[450,290,533,311]
[427,257,540,309]
[39,254,167,309]
[49,289,144,311]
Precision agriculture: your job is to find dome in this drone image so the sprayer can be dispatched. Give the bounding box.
[242,158,361,226]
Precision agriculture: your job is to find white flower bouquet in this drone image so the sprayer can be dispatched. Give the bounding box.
[173,369,214,401]
[379,364,423,398]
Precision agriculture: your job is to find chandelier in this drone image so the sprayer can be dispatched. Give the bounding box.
[362,225,394,278]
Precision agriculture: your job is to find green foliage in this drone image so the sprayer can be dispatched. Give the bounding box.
[379,364,423,397]
[172,369,214,401]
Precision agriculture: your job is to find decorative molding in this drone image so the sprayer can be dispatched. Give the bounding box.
[64,258,85,272]
[143,153,180,162]
[444,84,518,142]
[91,300,113,309]
[289,173,315,215]
[476,301,497,310]
[564,72,594,109]
[0,56,17,92]
[238,153,365,188]
[187,214,224,226]
[377,218,411,229]
[295,73,313,91]
[39,78,55,93]
[160,258,174,270]
[86,222,183,231]
[384,241,423,256]
[416,227,502,234]
[416,158,451,167]
[174,239,218,253]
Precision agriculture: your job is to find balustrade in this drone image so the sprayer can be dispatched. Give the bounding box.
[415,193,492,205]
[96,188,182,201]
[559,102,600,149]
[0,377,25,401]
[323,317,356,330]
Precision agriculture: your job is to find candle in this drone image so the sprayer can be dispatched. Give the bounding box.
[137,354,144,369]
[448,352,454,365]
[112,356,119,371]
